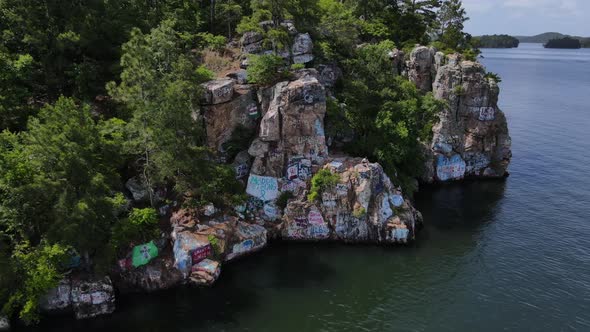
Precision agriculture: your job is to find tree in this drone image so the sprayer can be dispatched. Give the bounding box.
[434,0,469,50]
[217,0,244,39]
[337,41,443,191]
[0,97,126,323]
[108,20,244,207]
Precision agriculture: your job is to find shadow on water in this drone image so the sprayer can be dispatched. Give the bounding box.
[415,179,507,232]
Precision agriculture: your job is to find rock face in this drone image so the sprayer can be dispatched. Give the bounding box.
[117,256,183,292]
[407,46,436,92]
[71,277,116,320]
[203,84,259,155]
[189,259,221,286]
[41,276,115,320]
[282,158,420,243]
[406,48,512,182]
[201,79,235,105]
[249,70,328,178]
[170,209,268,278]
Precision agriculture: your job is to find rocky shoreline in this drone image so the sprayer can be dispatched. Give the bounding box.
[28,30,511,325]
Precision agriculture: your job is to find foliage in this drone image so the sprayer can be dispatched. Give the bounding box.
[247,54,289,85]
[352,207,366,218]
[335,41,443,191]
[485,72,502,83]
[108,208,160,259]
[3,242,68,324]
[307,169,340,202]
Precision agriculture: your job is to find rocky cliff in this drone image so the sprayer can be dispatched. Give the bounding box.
[405,46,512,182]
[39,37,512,323]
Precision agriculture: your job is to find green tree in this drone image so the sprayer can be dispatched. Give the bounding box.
[109,20,244,207]
[337,41,443,191]
[434,0,470,50]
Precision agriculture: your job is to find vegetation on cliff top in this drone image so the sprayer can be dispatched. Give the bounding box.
[0,0,475,323]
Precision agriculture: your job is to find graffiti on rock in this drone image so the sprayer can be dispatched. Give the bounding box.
[321,192,337,208]
[287,156,312,180]
[314,118,325,136]
[436,154,466,181]
[336,183,349,197]
[263,203,280,221]
[465,153,490,173]
[191,244,212,265]
[308,209,325,225]
[471,106,495,121]
[235,163,250,179]
[390,194,404,208]
[247,174,279,201]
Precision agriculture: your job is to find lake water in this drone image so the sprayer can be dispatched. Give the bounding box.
[26,43,590,331]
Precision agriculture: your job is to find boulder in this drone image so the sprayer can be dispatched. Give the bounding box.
[70,276,116,320]
[40,278,72,312]
[170,209,234,276]
[240,31,263,46]
[232,150,253,180]
[42,276,116,320]
[292,33,314,64]
[226,69,248,84]
[388,48,405,76]
[125,176,150,203]
[225,222,268,261]
[201,79,235,105]
[117,256,183,292]
[0,316,9,331]
[280,20,298,35]
[282,158,420,244]
[189,259,221,286]
[203,84,258,155]
[407,46,436,92]
[317,64,343,89]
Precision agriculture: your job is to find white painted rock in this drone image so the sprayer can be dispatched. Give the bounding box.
[201,79,235,105]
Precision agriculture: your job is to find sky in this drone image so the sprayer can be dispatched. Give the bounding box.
[462,0,590,36]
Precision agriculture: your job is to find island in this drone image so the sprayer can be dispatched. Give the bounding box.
[544,37,582,49]
[517,32,589,48]
[473,35,520,48]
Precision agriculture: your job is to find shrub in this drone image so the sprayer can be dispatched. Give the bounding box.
[247,54,288,85]
[485,72,502,83]
[290,63,305,70]
[308,169,340,202]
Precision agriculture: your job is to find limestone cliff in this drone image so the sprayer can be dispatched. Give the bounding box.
[406,46,512,182]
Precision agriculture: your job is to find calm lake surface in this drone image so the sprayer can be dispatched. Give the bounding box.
[27,43,590,331]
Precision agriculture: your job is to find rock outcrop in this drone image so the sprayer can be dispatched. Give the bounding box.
[189,259,221,286]
[0,316,9,331]
[117,256,183,292]
[240,21,314,65]
[406,47,512,182]
[282,158,420,243]
[248,70,328,179]
[203,84,259,156]
[41,276,115,320]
